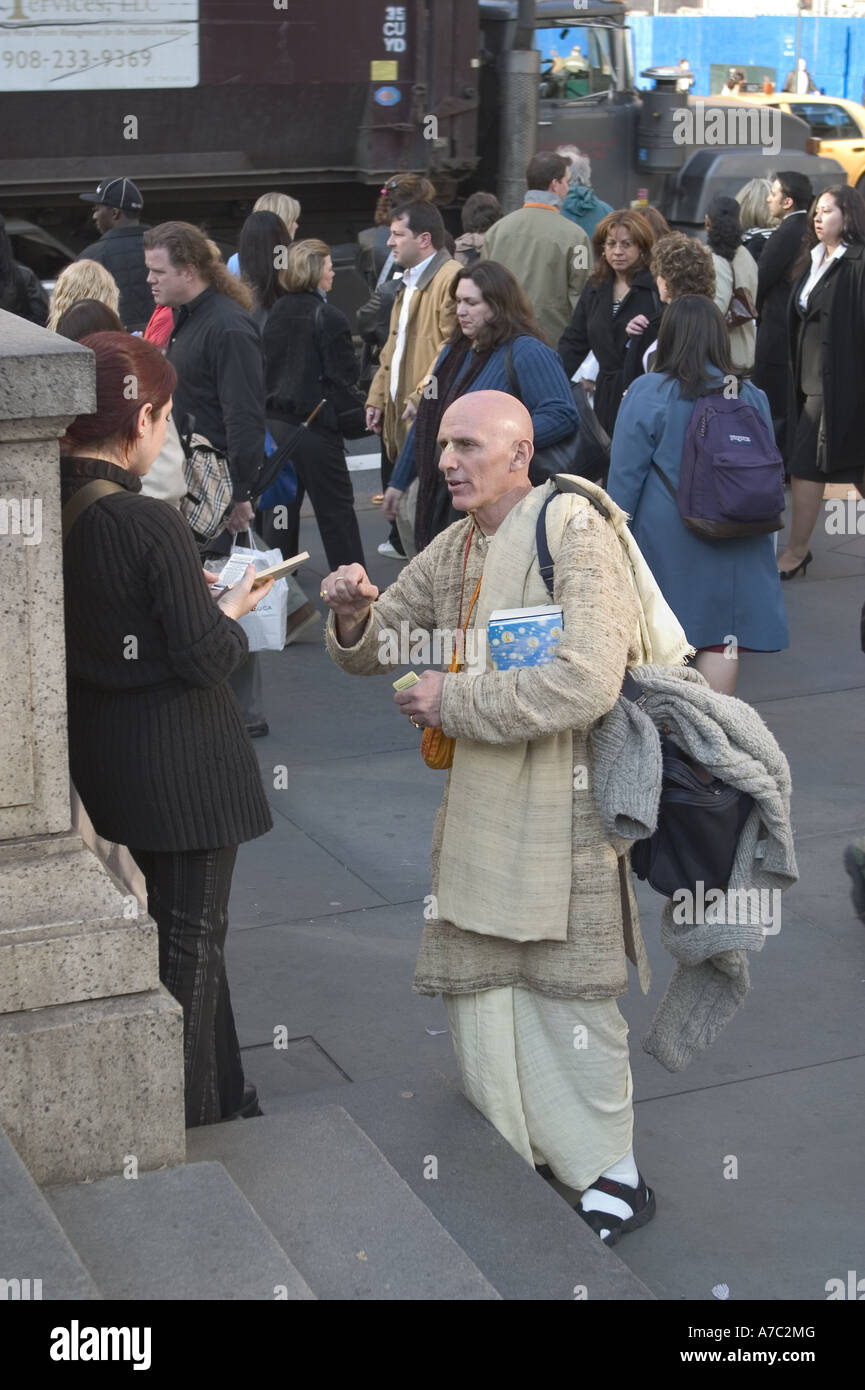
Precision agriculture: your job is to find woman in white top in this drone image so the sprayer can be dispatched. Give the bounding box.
[779,185,865,579]
[705,194,759,373]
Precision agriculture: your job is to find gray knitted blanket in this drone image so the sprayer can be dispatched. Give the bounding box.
[589,664,798,1072]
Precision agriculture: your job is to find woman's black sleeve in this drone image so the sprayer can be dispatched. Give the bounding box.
[322,307,361,387]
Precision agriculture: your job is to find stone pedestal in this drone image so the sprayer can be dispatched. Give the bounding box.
[0,311,185,1185]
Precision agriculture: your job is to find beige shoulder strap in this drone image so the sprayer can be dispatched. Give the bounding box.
[62,478,126,544]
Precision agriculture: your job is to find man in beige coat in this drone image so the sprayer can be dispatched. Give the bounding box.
[481,151,592,349]
[321,390,657,1247]
[365,201,459,472]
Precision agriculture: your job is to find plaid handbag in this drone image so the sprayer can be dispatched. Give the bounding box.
[178,426,233,540]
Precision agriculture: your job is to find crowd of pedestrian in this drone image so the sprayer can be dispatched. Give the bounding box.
[4,149,862,1251]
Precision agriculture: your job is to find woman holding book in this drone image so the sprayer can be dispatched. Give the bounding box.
[382,260,578,551]
[60,331,273,1126]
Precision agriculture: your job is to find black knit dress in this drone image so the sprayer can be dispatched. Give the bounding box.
[60,456,273,853]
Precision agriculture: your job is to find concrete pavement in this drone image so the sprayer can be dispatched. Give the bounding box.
[229,456,865,1301]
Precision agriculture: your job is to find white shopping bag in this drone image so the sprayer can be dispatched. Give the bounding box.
[221,532,289,652]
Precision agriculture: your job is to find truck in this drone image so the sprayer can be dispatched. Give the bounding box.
[0,0,843,268]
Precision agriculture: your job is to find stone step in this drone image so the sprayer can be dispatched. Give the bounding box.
[46,1161,315,1301]
[264,1071,656,1301]
[0,1128,100,1301]
[0,836,156,1014]
[187,1104,501,1300]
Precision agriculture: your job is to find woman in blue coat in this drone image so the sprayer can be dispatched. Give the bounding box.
[607,295,788,694]
[382,260,578,551]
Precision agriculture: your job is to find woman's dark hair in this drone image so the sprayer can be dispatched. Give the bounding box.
[61,332,177,454]
[653,294,733,400]
[793,184,865,277]
[55,299,124,340]
[591,209,655,285]
[461,191,503,235]
[705,195,743,262]
[447,261,544,352]
[238,210,291,311]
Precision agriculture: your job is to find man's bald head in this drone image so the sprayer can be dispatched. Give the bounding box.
[439,390,533,454]
[437,389,535,522]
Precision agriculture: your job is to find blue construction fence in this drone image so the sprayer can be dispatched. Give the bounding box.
[628,15,865,103]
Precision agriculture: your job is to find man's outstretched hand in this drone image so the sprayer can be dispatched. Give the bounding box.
[320,564,380,647]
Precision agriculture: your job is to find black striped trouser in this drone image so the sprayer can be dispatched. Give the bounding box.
[128,844,245,1127]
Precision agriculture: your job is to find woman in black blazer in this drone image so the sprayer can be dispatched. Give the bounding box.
[557,208,658,435]
[263,238,367,570]
[61,333,275,1126]
[779,185,865,579]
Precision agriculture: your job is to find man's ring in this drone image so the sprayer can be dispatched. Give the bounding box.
[320,589,328,600]
[410,716,422,730]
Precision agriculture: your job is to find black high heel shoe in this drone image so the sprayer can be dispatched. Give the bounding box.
[779,550,812,581]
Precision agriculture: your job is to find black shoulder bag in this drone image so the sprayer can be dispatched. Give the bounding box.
[536,478,754,897]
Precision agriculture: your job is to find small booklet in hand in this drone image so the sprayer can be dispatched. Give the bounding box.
[488,605,564,669]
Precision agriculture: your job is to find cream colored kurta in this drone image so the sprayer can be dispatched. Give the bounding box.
[325,498,651,1002]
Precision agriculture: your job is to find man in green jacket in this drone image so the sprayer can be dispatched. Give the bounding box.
[481,151,592,349]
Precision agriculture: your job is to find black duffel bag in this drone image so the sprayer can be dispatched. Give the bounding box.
[621,672,754,898]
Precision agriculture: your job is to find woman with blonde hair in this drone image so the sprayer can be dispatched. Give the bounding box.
[736,177,779,263]
[48,259,119,331]
[253,190,301,237]
[262,238,366,569]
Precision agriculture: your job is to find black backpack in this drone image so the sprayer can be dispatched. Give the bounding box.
[536,478,754,897]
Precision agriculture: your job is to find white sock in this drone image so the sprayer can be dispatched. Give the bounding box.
[579,1149,641,1238]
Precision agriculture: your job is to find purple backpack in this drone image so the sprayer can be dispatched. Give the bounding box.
[654,390,785,538]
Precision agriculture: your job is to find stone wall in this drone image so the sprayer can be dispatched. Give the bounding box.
[0,311,185,1185]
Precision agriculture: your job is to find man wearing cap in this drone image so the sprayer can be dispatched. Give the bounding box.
[78,177,154,332]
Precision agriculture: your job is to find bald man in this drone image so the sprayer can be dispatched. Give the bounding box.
[323,391,656,1246]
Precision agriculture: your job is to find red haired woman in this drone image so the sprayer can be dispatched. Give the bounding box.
[558,209,659,436]
[61,332,273,1126]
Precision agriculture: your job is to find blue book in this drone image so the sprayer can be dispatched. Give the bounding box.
[488,605,564,669]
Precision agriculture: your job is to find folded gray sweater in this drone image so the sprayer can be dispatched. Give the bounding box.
[589,664,798,1072]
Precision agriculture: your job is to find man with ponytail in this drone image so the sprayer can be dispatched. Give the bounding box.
[145,221,270,734]
[144,221,265,549]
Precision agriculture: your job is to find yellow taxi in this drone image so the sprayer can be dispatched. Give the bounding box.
[732,93,865,190]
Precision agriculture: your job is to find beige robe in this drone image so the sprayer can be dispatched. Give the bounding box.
[325,501,651,1003]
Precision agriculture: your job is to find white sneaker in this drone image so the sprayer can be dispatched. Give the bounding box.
[377,540,407,560]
